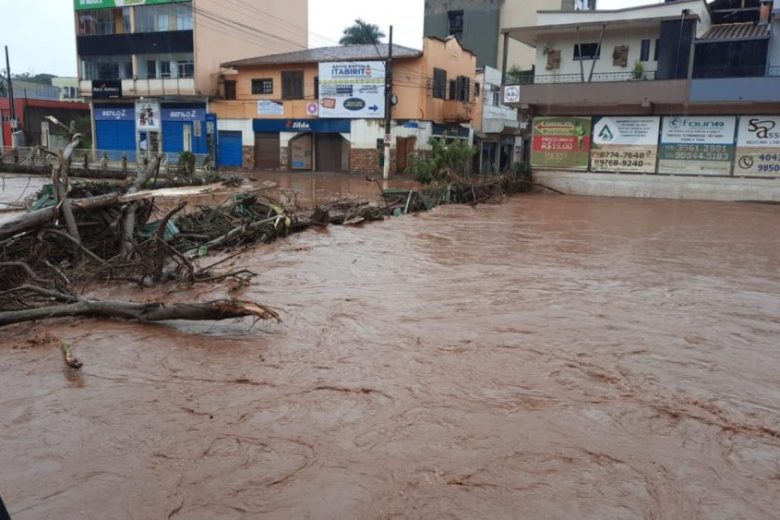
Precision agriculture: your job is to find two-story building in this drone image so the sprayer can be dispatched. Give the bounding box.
[213,36,477,174]
[73,0,307,160]
[473,66,522,173]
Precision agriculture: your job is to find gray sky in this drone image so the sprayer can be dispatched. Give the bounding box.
[0,0,661,77]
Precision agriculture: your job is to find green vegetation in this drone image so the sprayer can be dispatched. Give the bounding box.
[405,136,477,185]
[339,19,385,45]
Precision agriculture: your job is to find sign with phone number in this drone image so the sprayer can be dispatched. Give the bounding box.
[734,116,780,176]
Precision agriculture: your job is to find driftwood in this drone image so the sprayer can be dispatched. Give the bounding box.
[121,154,164,257]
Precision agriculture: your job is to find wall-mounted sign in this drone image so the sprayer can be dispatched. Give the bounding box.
[503,85,520,104]
[531,116,591,170]
[91,80,122,100]
[135,99,161,132]
[591,116,660,173]
[318,61,385,119]
[257,100,284,116]
[306,102,319,116]
[252,118,351,133]
[74,0,190,10]
[161,108,206,121]
[94,106,134,121]
[734,116,780,177]
[658,116,736,175]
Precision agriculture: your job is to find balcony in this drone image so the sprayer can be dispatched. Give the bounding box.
[80,77,196,98]
[442,100,473,122]
[503,71,687,110]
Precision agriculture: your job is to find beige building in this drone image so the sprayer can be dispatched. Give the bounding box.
[213,37,478,173]
[73,0,307,158]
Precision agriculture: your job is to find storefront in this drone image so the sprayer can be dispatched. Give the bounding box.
[161,104,211,155]
[94,104,136,159]
[252,118,351,172]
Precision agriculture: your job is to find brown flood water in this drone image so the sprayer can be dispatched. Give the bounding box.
[1,194,779,519]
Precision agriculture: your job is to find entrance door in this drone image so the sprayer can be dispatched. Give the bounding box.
[396,136,417,173]
[315,133,344,172]
[218,130,243,167]
[254,132,280,170]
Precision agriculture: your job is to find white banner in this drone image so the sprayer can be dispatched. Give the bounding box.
[661,116,736,144]
[135,99,161,132]
[318,61,385,119]
[658,116,736,175]
[591,116,660,173]
[735,116,780,176]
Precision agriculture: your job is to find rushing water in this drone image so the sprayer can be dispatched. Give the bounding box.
[1,194,779,519]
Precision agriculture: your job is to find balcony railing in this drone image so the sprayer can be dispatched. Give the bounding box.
[511,71,658,85]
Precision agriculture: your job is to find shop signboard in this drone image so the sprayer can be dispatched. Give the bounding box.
[257,100,284,116]
[531,116,591,170]
[590,116,660,173]
[91,80,122,100]
[135,99,161,132]
[658,116,736,175]
[252,118,351,133]
[318,61,385,119]
[734,116,780,177]
[75,0,189,10]
[95,106,134,121]
[161,108,206,121]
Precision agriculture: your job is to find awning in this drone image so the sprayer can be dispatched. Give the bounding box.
[698,22,770,42]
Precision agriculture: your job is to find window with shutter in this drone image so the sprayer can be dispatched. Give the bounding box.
[282,71,304,100]
[432,68,447,99]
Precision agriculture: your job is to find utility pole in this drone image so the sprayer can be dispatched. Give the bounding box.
[383,25,393,180]
[5,46,15,123]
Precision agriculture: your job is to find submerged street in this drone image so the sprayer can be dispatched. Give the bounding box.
[1,194,779,519]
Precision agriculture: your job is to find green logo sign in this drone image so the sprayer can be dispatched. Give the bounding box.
[74,0,189,11]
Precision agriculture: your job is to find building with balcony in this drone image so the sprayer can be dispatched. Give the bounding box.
[73,0,307,160]
[212,37,477,174]
[473,66,522,173]
[423,1,595,71]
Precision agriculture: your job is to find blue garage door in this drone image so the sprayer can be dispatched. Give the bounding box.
[219,131,243,167]
[96,120,136,160]
[163,121,186,154]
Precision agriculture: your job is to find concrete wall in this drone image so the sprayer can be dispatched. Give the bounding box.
[534,171,780,202]
[499,0,563,71]
[423,0,500,68]
[689,76,780,103]
[193,0,308,96]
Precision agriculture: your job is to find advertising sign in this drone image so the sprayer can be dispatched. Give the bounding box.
[74,0,189,10]
[591,116,660,173]
[531,116,591,170]
[162,108,205,121]
[95,106,134,121]
[503,85,520,104]
[318,61,385,119]
[135,99,161,132]
[658,116,736,175]
[734,116,780,177]
[91,80,122,100]
[252,118,351,133]
[257,100,284,116]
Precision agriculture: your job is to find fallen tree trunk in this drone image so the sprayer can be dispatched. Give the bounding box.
[0,298,280,327]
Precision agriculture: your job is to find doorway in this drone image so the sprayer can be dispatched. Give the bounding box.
[315,134,346,172]
[254,132,280,170]
[396,136,417,173]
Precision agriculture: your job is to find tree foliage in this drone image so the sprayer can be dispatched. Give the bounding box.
[405,136,477,185]
[339,19,386,45]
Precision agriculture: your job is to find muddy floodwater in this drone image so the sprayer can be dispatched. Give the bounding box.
[1,194,779,519]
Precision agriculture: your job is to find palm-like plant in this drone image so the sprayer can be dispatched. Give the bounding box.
[339,19,386,45]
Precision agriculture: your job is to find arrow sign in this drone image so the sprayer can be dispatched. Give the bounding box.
[368,105,379,112]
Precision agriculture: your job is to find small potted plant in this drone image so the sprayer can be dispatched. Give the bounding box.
[632,60,645,80]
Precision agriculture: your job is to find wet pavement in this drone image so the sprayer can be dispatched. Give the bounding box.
[1,194,779,519]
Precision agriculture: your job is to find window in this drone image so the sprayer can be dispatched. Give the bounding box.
[449,79,457,100]
[147,60,157,78]
[640,39,650,62]
[159,60,172,78]
[177,60,194,78]
[474,82,480,97]
[491,86,500,107]
[81,57,132,80]
[282,71,304,99]
[225,80,237,100]
[432,68,447,99]
[314,76,319,98]
[654,38,660,61]
[252,78,274,95]
[77,8,129,35]
[454,76,470,101]
[158,13,170,31]
[574,43,600,60]
[448,10,464,39]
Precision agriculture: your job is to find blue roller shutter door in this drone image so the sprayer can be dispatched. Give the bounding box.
[95,120,136,160]
[218,131,242,167]
[163,121,186,154]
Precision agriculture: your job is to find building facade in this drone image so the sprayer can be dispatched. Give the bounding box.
[212,37,478,174]
[73,0,307,160]
[473,66,522,173]
[423,0,595,71]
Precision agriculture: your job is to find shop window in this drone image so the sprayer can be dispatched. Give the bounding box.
[432,68,447,99]
[574,42,600,60]
[252,78,274,95]
[282,71,304,100]
[225,81,237,100]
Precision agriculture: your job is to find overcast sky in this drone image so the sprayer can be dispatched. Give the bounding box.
[0,0,660,77]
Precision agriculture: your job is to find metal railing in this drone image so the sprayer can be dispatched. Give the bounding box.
[1,146,214,173]
[510,70,658,85]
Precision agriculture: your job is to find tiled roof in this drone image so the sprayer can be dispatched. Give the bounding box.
[700,22,771,41]
[222,44,422,68]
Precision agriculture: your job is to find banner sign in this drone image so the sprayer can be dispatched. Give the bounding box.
[658,116,736,175]
[318,61,385,119]
[135,99,161,132]
[257,100,284,116]
[95,106,134,121]
[531,116,591,170]
[252,119,351,133]
[734,116,780,177]
[91,80,122,100]
[75,0,189,10]
[161,107,205,121]
[591,116,660,173]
